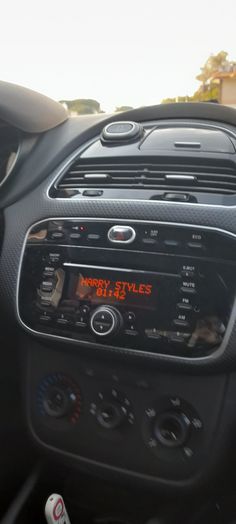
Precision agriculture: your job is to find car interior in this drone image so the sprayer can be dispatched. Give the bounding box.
[1,79,236,524]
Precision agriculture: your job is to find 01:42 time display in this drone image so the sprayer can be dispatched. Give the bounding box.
[96,288,126,300]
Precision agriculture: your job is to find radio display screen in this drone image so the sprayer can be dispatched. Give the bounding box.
[71,267,157,309]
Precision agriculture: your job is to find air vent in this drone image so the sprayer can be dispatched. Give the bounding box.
[55,157,236,195]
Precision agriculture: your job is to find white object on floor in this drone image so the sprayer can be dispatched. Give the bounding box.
[45,493,71,524]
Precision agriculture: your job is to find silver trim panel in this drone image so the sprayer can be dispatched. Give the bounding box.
[16,217,236,363]
[63,262,176,276]
[107,225,136,244]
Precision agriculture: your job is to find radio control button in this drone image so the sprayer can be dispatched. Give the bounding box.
[181,280,197,295]
[94,321,112,333]
[125,328,138,336]
[91,309,115,335]
[94,311,113,323]
[177,302,192,311]
[145,328,163,340]
[142,238,157,245]
[180,286,196,295]
[129,324,136,331]
[169,333,185,344]
[187,242,204,250]
[90,306,122,337]
[39,298,52,307]
[76,313,87,324]
[55,313,71,326]
[75,320,87,329]
[40,280,54,293]
[164,240,180,248]
[43,267,55,277]
[50,231,65,240]
[56,318,69,326]
[108,225,136,244]
[125,311,136,323]
[80,305,90,316]
[173,319,190,328]
[87,233,101,241]
[70,232,81,240]
[39,313,52,323]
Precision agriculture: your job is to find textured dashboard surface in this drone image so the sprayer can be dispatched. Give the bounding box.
[0,80,68,132]
[1,104,236,370]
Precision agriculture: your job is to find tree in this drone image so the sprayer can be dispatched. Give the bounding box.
[162,97,177,104]
[60,99,103,115]
[193,50,235,102]
[161,51,236,104]
[191,83,220,103]
[196,51,229,85]
[162,96,192,104]
[115,105,134,112]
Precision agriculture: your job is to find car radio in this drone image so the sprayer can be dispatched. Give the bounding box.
[17,218,236,359]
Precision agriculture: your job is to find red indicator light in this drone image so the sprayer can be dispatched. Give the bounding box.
[79,225,86,232]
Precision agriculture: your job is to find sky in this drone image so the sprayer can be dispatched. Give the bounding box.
[1,0,236,112]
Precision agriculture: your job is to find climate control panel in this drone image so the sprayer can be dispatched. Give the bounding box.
[28,343,227,485]
[35,375,204,473]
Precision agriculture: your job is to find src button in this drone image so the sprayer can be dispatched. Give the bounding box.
[108,225,136,244]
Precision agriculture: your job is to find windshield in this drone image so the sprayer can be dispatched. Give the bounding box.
[1,0,236,114]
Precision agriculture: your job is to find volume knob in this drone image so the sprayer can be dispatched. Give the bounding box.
[90,306,122,337]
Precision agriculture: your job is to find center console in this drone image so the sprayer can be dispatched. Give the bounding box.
[18,218,236,359]
[18,217,236,487]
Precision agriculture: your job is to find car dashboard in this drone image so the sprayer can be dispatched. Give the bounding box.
[1,85,236,497]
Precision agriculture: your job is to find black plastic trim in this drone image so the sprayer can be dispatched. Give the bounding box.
[16,217,236,365]
[0,81,68,133]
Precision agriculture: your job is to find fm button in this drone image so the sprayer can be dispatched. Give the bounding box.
[108,225,136,244]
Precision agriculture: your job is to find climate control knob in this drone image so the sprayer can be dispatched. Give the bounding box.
[37,373,81,424]
[90,389,135,429]
[96,401,126,429]
[154,411,191,448]
[43,384,75,418]
[90,306,123,337]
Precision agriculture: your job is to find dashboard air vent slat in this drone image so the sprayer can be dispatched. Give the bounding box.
[56,158,236,195]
